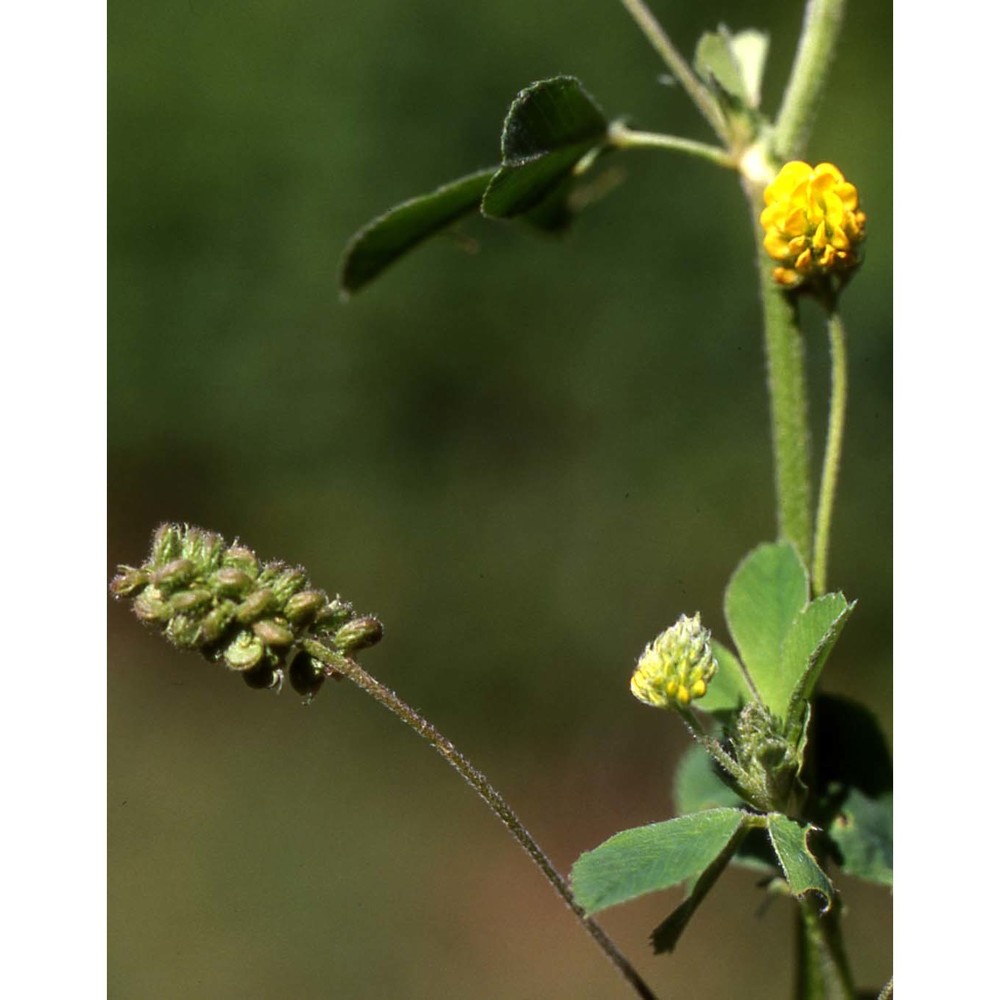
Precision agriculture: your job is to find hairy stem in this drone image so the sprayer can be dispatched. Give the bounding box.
[773,0,847,159]
[812,310,847,594]
[617,0,728,141]
[608,121,734,167]
[796,898,855,1000]
[302,638,659,1000]
[746,220,813,568]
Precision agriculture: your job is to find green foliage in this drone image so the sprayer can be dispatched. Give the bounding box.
[724,541,809,715]
[766,814,833,910]
[571,808,748,917]
[338,168,494,296]
[782,594,854,732]
[809,694,893,887]
[339,76,612,297]
[828,788,892,887]
[673,743,743,814]
[697,637,753,715]
[723,542,854,727]
[481,76,609,218]
[694,27,769,110]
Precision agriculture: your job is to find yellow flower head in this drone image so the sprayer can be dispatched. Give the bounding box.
[760,161,866,288]
[630,613,717,710]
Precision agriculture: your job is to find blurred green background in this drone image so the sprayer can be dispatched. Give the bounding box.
[109,1,891,996]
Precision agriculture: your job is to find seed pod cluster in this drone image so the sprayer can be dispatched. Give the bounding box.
[111,523,383,695]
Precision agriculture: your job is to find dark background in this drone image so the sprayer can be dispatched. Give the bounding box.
[109,2,891,996]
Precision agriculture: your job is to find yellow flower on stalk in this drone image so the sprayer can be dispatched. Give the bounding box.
[630,613,717,710]
[760,161,866,288]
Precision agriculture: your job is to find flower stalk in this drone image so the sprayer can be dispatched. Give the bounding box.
[301,638,659,1000]
[813,309,847,594]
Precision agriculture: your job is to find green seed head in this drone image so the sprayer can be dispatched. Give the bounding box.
[110,523,383,697]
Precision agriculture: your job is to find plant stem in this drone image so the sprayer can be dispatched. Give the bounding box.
[773,0,847,160]
[812,310,847,595]
[617,0,728,142]
[795,898,855,1000]
[302,638,660,1000]
[608,121,734,167]
[746,222,814,569]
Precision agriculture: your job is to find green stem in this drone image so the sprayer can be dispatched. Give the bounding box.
[747,222,813,568]
[302,638,659,1000]
[608,121,735,167]
[678,708,745,783]
[617,0,728,141]
[796,898,855,1000]
[773,0,847,159]
[812,310,847,595]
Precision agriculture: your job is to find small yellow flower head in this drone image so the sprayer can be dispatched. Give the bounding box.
[630,613,717,710]
[760,161,866,289]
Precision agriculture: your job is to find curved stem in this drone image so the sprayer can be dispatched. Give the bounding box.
[773,0,847,160]
[302,638,659,1000]
[617,0,728,142]
[812,310,847,595]
[608,122,735,168]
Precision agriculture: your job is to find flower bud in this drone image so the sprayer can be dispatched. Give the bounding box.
[630,613,717,709]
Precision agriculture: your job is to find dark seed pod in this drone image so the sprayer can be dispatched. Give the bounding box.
[288,650,325,699]
[242,659,283,690]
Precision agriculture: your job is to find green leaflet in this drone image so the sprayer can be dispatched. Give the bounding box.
[766,813,834,910]
[482,76,610,218]
[724,542,852,724]
[571,807,747,916]
[339,167,494,296]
